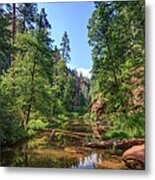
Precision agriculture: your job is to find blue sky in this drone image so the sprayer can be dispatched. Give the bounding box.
[38,2,94,77]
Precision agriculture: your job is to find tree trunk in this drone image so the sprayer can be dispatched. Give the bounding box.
[25,104,31,128]
[12,3,16,62]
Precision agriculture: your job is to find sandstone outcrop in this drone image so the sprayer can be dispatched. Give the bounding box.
[122,144,145,170]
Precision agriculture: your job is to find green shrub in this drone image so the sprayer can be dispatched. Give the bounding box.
[103,112,144,139]
[57,114,69,122]
[70,112,79,119]
[0,118,27,145]
[28,119,47,130]
[104,130,130,140]
[83,112,90,119]
[27,129,36,137]
[90,113,96,120]
[74,106,87,115]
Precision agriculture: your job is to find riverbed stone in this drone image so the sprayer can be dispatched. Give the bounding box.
[122,144,145,170]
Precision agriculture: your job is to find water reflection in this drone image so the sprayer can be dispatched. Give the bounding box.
[71,153,102,169]
[1,120,125,169]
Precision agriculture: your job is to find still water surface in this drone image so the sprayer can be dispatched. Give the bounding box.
[1,120,126,169]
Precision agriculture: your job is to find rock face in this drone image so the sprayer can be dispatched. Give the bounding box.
[90,97,108,139]
[127,66,144,114]
[122,144,145,170]
[91,97,105,121]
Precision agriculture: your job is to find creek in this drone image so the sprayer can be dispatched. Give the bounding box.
[1,119,126,169]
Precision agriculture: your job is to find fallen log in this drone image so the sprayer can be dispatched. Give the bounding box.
[85,138,144,150]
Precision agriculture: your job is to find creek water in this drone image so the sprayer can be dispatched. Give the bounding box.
[1,119,126,169]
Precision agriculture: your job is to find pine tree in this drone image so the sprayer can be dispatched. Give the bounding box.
[63,74,75,112]
[0,5,12,74]
[51,58,66,115]
[37,7,53,47]
[60,31,71,63]
[38,8,51,30]
[17,3,38,32]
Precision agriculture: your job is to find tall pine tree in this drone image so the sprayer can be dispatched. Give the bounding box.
[17,3,38,32]
[60,31,71,63]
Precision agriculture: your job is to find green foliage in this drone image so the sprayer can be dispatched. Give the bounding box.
[7,125,23,144]
[17,3,38,32]
[27,118,48,137]
[60,31,71,63]
[89,79,100,101]
[0,3,91,147]
[0,5,12,74]
[28,119,48,130]
[83,112,90,120]
[53,114,69,129]
[57,114,69,122]
[80,77,90,105]
[88,1,144,113]
[103,112,144,139]
[63,74,76,112]
[104,130,130,140]
[51,59,67,115]
[0,81,26,145]
[74,106,87,116]
[90,113,96,120]
[0,28,54,145]
[88,1,144,139]
[0,1,145,148]
[0,118,27,145]
[27,129,36,137]
[2,31,54,124]
[70,112,79,119]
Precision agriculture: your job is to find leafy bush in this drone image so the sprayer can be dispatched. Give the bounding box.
[51,114,69,129]
[0,118,27,145]
[70,112,79,119]
[90,113,96,120]
[103,112,144,139]
[83,112,90,119]
[74,106,87,115]
[104,130,130,140]
[57,114,69,122]
[27,129,36,137]
[28,119,48,130]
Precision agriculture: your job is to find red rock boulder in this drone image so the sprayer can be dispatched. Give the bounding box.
[122,144,145,170]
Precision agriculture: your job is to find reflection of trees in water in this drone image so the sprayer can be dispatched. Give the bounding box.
[71,153,104,169]
[1,136,102,168]
[1,149,80,168]
[1,150,28,167]
[51,133,82,147]
[25,155,80,168]
[2,150,104,168]
[1,150,16,166]
[1,121,122,168]
[1,141,122,169]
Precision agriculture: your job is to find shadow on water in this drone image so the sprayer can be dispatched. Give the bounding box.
[1,119,126,169]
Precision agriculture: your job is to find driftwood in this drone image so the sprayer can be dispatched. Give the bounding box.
[85,138,144,150]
